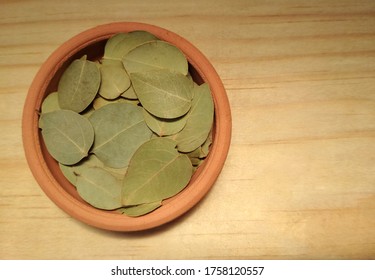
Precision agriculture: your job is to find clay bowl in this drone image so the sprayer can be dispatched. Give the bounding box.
[22,22,231,232]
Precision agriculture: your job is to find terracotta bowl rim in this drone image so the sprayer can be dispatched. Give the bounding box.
[22,22,232,232]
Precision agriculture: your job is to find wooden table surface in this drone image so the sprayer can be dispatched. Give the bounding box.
[1,0,374,260]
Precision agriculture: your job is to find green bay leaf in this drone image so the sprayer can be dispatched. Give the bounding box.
[121,84,138,99]
[119,201,162,217]
[59,155,103,185]
[200,130,213,157]
[103,33,128,59]
[184,131,212,160]
[189,157,202,166]
[58,57,100,113]
[122,138,192,206]
[142,108,187,136]
[76,167,122,210]
[98,65,131,100]
[59,154,128,185]
[39,110,94,165]
[101,58,124,68]
[59,162,78,185]
[89,103,152,168]
[123,40,188,75]
[131,69,194,119]
[41,92,60,113]
[92,95,138,110]
[171,83,214,152]
[103,31,157,62]
[81,106,95,118]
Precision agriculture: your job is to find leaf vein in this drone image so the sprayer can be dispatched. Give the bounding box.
[135,77,190,102]
[125,155,181,203]
[94,119,144,151]
[52,119,85,154]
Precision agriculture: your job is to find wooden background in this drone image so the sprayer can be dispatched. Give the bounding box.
[0,0,374,259]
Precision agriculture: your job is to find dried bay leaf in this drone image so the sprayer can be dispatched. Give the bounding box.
[151,132,160,139]
[59,155,102,185]
[142,108,187,136]
[89,103,152,168]
[92,96,111,110]
[186,146,204,160]
[81,106,95,118]
[185,131,212,160]
[103,33,128,59]
[58,57,100,113]
[39,110,94,165]
[189,157,202,166]
[102,164,129,180]
[98,65,131,100]
[131,69,194,119]
[122,138,192,206]
[123,40,188,75]
[121,84,138,100]
[119,201,162,217]
[76,167,122,210]
[101,58,124,68]
[59,163,78,185]
[103,31,157,62]
[185,148,206,167]
[92,95,138,110]
[59,154,128,185]
[41,92,60,113]
[171,83,214,153]
[200,130,213,157]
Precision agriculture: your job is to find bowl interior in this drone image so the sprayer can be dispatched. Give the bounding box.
[39,36,210,207]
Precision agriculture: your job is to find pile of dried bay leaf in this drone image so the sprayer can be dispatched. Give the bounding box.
[38,31,214,217]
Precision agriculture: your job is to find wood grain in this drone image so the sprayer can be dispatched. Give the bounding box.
[0,0,374,259]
